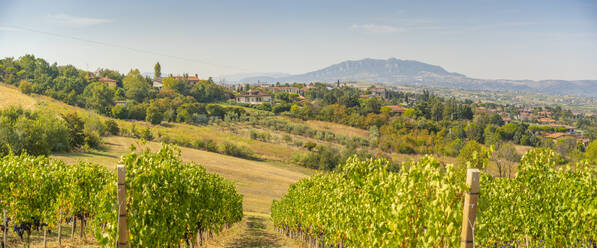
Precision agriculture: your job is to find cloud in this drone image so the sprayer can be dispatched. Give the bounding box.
[49,13,112,27]
[351,24,405,34]
[0,26,20,32]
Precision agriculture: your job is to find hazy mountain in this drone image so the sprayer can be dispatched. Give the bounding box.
[240,58,597,97]
[215,72,291,83]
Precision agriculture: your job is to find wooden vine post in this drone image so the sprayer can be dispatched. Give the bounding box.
[2,209,6,248]
[43,226,47,248]
[57,212,62,247]
[117,165,129,248]
[460,168,480,248]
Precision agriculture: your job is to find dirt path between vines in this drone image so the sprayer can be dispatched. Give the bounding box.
[204,213,302,248]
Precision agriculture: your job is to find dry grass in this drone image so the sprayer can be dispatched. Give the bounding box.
[0,83,37,109]
[49,136,310,247]
[285,117,369,138]
[53,136,311,215]
[203,212,303,248]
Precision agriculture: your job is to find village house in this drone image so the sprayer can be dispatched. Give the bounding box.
[543,132,578,146]
[370,87,388,99]
[548,124,576,134]
[538,117,556,124]
[270,86,300,94]
[171,74,201,85]
[518,111,533,121]
[502,116,512,124]
[236,90,272,104]
[98,77,117,87]
[300,85,316,96]
[114,100,127,107]
[152,77,163,89]
[385,105,408,115]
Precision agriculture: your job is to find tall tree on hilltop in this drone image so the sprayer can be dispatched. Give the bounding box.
[154,62,161,79]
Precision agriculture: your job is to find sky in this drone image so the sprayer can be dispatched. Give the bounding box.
[0,0,596,81]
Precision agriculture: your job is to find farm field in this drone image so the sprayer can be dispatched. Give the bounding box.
[53,135,312,214]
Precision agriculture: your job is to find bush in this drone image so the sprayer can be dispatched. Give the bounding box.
[146,104,163,125]
[18,80,33,94]
[104,119,120,135]
[83,130,101,149]
[220,142,255,159]
[140,127,153,141]
[291,145,341,170]
[249,129,271,142]
[111,105,128,119]
[192,138,218,153]
[127,103,147,120]
[0,106,71,155]
[457,140,490,169]
[303,141,317,151]
[272,103,291,114]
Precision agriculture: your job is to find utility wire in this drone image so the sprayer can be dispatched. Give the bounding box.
[2,25,248,72]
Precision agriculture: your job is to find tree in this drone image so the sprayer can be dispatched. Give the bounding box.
[123,69,150,102]
[491,142,521,177]
[83,82,115,115]
[162,76,188,95]
[18,80,33,94]
[61,112,86,149]
[104,119,119,135]
[465,122,484,143]
[272,103,291,114]
[457,140,490,169]
[206,104,225,118]
[145,104,163,125]
[584,140,597,164]
[111,104,128,119]
[360,97,382,115]
[154,62,161,79]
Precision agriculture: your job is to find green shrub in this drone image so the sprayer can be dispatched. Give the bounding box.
[104,119,120,135]
[303,141,317,151]
[249,129,271,142]
[18,80,33,94]
[191,138,218,153]
[220,142,254,159]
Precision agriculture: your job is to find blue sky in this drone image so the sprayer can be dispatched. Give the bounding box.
[1,0,596,80]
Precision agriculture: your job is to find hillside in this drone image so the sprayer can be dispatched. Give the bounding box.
[0,83,309,247]
[241,58,597,97]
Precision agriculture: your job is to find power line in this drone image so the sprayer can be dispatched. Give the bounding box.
[3,25,248,72]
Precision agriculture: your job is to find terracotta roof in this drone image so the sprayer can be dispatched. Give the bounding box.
[548,124,575,130]
[545,132,573,139]
[98,77,117,83]
[237,90,271,97]
[385,105,408,113]
[174,76,201,82]
[539,117,556,123]
[269,86,300,91]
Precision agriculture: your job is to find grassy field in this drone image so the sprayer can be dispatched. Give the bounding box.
[54,136,311,214]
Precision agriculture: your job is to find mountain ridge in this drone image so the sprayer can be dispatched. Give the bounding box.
[240,58,597,97]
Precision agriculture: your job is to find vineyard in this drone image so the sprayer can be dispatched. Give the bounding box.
[271,148,597,247]
[0,144,243,247]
